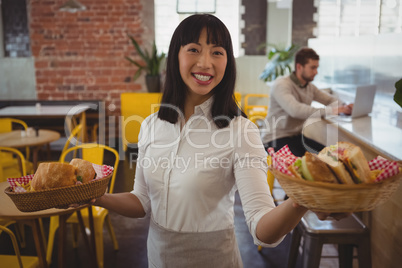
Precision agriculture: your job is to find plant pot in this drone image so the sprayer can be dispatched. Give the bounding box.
[145,75,161,92]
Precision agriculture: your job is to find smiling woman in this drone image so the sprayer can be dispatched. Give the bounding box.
[92,14,344,268]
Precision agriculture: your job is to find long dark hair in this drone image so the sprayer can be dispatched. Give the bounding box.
[158,14,245,128]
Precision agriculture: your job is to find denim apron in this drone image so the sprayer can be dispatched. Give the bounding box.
[147,218,243,268]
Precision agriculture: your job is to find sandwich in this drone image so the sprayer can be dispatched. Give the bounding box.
[318,142,372,184]
[69,158,96,183]
[31,159,96,191]
[288,152,339,184]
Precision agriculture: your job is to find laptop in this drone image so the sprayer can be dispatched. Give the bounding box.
[338,84,377,120]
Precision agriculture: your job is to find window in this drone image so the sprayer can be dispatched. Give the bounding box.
[155,0,241,57]
[177,0,216,14]
[1,0,31,57]
[314,0,402,37]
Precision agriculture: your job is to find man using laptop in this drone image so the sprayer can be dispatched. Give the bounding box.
[261,47,353,156]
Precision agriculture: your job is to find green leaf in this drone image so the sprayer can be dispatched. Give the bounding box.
[126,35,166,80]
[394,78,402,108]
[259,43,300,82]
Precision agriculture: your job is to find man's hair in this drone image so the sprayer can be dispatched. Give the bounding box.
[295,47,319,66]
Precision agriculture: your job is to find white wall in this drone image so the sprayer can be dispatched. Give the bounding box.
[235,55,269,95]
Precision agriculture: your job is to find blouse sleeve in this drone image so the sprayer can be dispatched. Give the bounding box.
[130,116,152,215]
[233,118,284,247]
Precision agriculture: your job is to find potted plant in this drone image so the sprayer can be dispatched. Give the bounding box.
[125,35,166,92]
[259,44,299,82]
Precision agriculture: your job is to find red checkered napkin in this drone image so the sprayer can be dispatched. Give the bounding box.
[267,145,299,176]
[7,175,34,193]
[369,156,400,182]
[93,163,114,180]
[267,145,400,182]
[7,163,114,193]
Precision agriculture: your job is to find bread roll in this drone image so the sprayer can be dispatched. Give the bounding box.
[69,158,96,183]
[32,163,77,190]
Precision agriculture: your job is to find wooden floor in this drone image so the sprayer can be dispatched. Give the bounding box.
[0,148,353,268]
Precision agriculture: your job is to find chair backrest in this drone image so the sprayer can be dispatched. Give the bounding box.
[0,118,30,159]
[121,92,162,150]
[61,124,83,154]
[0,225,24,268]
[267,156,274,196]
[0,147,27,182]
[59,143,119,193]
[234,92,242,108]
[244,94,269,117]
[0,118,28,133]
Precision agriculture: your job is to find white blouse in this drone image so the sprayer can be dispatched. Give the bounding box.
[131,97,282,247]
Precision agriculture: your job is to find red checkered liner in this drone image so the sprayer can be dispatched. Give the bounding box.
[369,156,400,182]
[7,163,114,193]
[268,145,400,182]
[267,145,299,176]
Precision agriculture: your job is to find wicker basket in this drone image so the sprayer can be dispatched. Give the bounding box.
[4,174,112,212]
[272,168,402,213]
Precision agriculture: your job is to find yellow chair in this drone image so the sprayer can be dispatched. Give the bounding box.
[234,92,242,108]
[121,92,162,151]
[243,94,269,125]
[46,143,120,268]
[0,119,33,175]
[0,118,30,159]
[45,123,83,161]
[0,147,27,182]
[0,225,39,268]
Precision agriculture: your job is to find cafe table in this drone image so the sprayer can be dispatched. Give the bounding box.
[0,181,98,268]
[0,130,61,171]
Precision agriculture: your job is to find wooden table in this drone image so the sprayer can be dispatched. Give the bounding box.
[0,130,61,171]
[0,182,98,268]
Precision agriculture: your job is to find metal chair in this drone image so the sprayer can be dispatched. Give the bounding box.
[0,118,30,160]
[46,143,120,268]
[0,147,27,182]
[287,211,371,268]
[0,225,39,268]
[0,118,34,175]
[243,94,269,125]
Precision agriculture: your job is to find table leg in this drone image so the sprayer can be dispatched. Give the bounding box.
[32,145,41,171]
[31,219,48,268]
[76,208,98,268]
[58,214,69,268]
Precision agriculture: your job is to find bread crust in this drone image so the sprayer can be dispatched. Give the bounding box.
[305,152,339,183]
[32,163,77,190]
[317,149,355,184]
[288,164,303,180]
[69,158,96,183]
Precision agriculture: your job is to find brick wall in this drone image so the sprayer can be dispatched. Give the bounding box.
[292,0,316,47]
[29,0,151,117]
[241,0,266,55]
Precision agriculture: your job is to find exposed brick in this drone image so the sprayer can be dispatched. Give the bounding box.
[30,0,146,121]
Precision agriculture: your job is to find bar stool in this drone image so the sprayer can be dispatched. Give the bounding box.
[288,211,371,268]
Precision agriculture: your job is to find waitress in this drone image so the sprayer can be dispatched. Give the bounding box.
[95,14,345,267]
